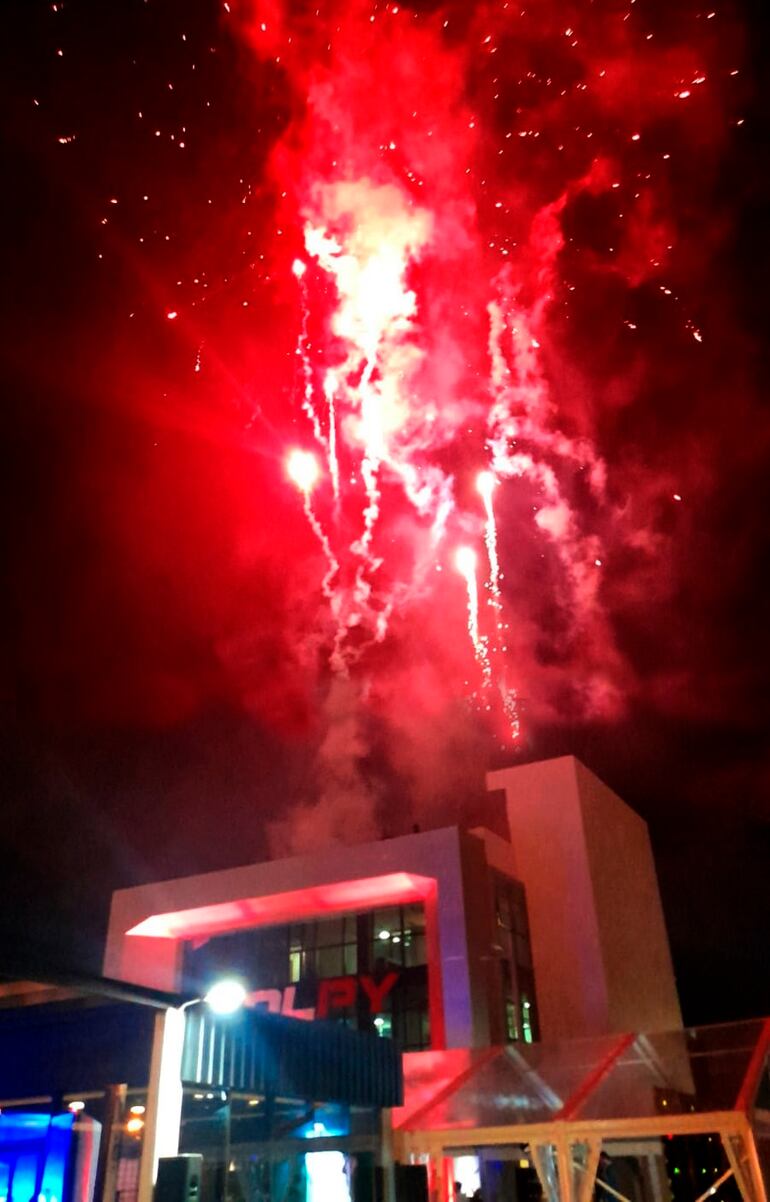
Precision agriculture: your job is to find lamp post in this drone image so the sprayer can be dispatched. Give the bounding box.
[137,981,248,1202]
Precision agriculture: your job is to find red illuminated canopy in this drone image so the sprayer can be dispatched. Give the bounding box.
[126,871,436,940]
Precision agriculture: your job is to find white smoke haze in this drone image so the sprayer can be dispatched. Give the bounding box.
[267,675,381,855]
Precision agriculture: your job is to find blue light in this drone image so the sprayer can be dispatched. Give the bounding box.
[0,1113,74,1202]
[294,1104,350,1140]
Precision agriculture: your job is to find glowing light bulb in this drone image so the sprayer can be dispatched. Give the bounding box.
[204,978,248,1015]
[287,449,320,494]
[455,546,477,575]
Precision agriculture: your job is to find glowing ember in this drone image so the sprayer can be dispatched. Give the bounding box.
[287,449,320,494]
[455,546,478,577]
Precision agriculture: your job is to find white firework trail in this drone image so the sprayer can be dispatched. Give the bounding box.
[292,259,328,456]
[455,546,492,688]
[476,470,502,609]
[287,450,339,605]
[323,370,341,507]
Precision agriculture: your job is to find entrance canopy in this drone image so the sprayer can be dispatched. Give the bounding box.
[394,1020,770,1202]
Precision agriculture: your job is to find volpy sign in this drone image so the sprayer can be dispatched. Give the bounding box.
[246,972,399,1022]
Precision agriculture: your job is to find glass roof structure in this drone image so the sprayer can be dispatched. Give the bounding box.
[393,1020,770,1202]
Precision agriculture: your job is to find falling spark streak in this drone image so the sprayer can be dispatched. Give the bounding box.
[455,546,492,687]
[323,371,340,506]
[351,355,385,568]
[349,367,385,626]
[475,467,521,737]
[293,261,328,456]
[476,470,521,742]
[304,495,340,604]
[501,685,522,744]
[287,451,339,603]
[476,470,501,607]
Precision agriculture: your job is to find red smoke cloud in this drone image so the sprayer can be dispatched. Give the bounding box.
[190,0,747,845]
[4,0,759,852]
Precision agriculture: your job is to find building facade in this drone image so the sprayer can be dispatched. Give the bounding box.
[5,757,767,1202]
[104,756,682,1053]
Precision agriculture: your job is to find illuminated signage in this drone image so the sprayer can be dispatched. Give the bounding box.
[246,972,399,1022]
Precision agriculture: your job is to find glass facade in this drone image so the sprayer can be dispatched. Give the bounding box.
[493,875,539,1044]
[183,902,431,1052]
[288,914,359,982]
[182,875,537,1054]
[178,1089,382,1202]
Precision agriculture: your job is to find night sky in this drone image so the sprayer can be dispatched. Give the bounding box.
[1,0,768,1025]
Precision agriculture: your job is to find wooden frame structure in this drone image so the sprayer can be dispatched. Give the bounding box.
[392,1020,770,1202]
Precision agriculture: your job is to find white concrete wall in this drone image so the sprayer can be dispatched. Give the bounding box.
[487,756,609,1038]
[487,756,682,1038]
[574,759,682,1033]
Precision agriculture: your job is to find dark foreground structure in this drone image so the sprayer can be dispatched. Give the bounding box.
[0,975,402,1202]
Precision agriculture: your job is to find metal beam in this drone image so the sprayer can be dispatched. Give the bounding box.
[573,1139,602,1202]
[394,1109,748,1158]
[722,1132,756,1202]
[736,1019,770,1115]
[530,1141,559,1202]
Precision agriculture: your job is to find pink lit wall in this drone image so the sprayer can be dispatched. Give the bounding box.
[103,827,510,1049]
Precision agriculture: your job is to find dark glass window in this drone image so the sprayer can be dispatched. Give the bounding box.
[494,876,540,1044]
[287,915,358,979]
[370,903,427,970]
[183,902,430,1051]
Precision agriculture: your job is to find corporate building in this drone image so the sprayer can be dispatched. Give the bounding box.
[2,756,768,1202]
[103,756,683,1053]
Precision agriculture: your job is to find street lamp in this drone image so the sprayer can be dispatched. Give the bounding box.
[201,979,248,1015]
[176,978,249,1015]
[138,980,249,1202]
